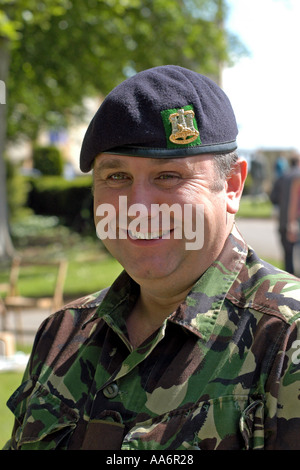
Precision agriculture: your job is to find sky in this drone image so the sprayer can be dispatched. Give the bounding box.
[222,0,300,152]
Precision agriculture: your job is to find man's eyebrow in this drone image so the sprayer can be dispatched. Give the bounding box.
[94,158,127,173]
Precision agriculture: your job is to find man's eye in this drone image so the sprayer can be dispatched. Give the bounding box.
[159,174,173,179]
[108,173,128,180]
[104,172,131,186]
[158,173,178,180]
[157,173,180,181]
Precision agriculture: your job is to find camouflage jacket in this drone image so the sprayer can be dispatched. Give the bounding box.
[4,224,300,450]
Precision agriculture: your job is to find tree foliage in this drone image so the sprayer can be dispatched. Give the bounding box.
[0,0,246,259]
[1,0,245,141]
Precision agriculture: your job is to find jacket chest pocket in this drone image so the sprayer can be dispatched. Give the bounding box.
[10,381,79,450]
[122,395,265,450]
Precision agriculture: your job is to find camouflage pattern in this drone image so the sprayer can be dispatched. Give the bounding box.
[4,224,300,450]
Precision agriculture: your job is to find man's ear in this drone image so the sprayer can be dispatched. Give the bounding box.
[226,158,248,215]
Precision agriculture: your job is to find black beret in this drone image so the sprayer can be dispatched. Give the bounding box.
[80,65,238,172]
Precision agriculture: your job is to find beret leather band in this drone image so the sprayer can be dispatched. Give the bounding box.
[80,65,238,172]
[102,140,238,159]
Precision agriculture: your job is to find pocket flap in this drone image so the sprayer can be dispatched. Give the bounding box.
[9,380,79,449]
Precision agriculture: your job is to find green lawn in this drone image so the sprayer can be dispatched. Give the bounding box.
[0,250,123,301]
[0,370,24,448]
[4,256,123,299]
[238,196,273,219]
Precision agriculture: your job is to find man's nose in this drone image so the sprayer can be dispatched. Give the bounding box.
[126,180,155,215]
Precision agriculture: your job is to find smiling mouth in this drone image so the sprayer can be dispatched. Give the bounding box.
[127,229,172,240]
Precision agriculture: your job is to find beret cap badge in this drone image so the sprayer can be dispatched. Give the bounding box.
[161,104,201,149]
[169,109,199,145]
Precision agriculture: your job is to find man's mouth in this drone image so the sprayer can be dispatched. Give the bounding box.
[127,229,172,240]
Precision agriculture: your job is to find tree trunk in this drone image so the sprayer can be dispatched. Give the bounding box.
[0,36,14,260]
[215,0,225,87]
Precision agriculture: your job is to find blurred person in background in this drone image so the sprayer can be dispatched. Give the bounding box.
[270,154,300,275]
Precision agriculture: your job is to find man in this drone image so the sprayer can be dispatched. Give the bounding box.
[270,155,300,275]
[4,66,300,450]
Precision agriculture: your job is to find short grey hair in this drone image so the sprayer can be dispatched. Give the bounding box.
[211,151,239,192]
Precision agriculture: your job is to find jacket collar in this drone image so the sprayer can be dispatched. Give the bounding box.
[168,223,248,340]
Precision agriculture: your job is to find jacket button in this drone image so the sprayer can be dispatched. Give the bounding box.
[103,383,119,398]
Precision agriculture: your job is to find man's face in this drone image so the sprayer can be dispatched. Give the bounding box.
[93,153,244,291]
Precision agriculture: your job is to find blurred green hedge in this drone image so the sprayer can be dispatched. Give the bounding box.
[27,175,94,234]
[32,146,64,176]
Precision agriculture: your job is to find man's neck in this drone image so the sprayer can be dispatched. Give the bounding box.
[126,282,192,349]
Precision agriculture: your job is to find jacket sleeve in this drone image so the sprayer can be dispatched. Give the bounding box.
[2,362,32,449]
[2,315,51,450]
[264,317,300,450]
